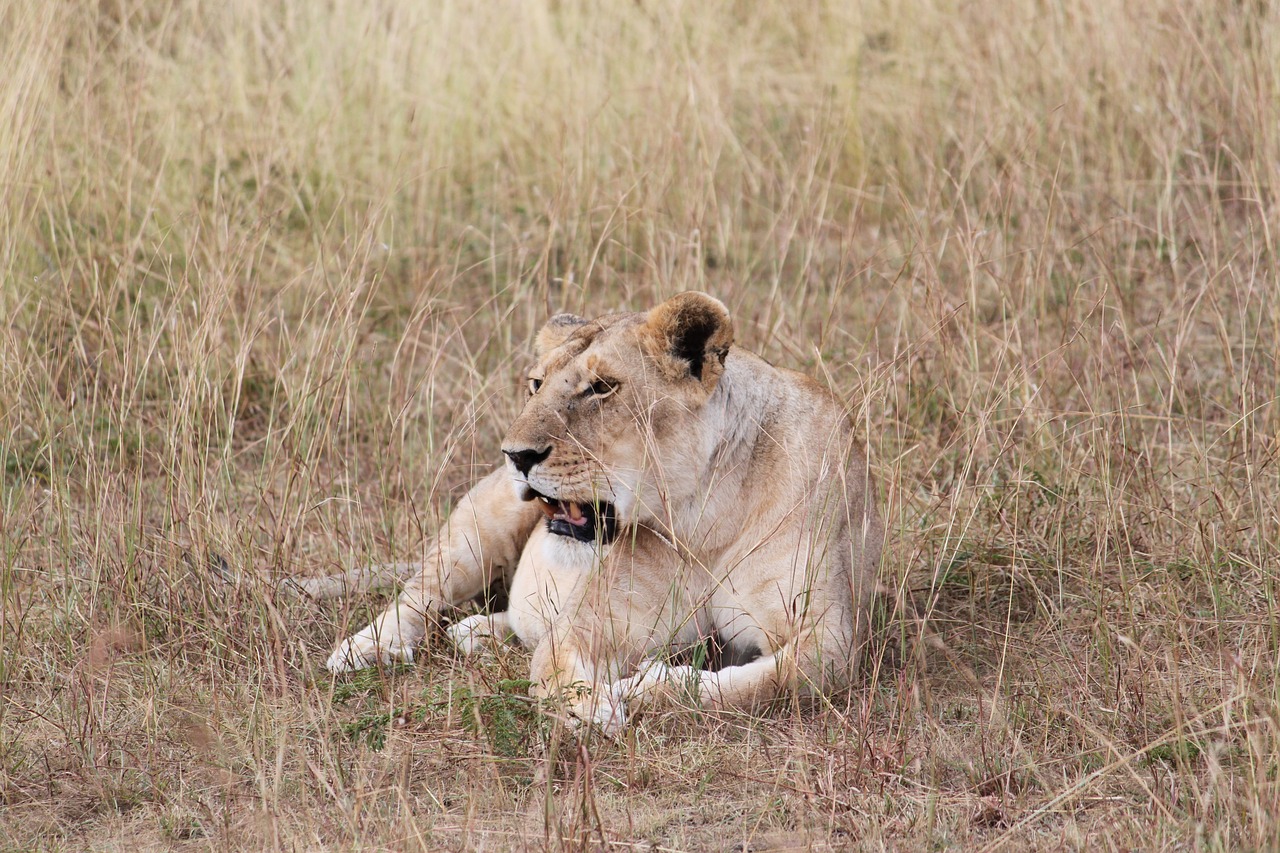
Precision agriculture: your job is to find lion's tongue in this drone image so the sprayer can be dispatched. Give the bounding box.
[561,501,588,526]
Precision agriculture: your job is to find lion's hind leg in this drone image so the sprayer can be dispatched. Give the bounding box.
[609,643,796,713]
[610,627,854,717]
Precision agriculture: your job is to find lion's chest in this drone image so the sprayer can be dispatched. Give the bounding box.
[506,524,597,648]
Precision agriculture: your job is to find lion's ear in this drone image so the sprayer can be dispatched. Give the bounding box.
[535,313,588,356]
[643,292,734,389]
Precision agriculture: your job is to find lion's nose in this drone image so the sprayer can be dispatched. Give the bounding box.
[503,446,552,477]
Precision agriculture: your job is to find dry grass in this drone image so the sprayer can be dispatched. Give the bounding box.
[2,0,1278,849]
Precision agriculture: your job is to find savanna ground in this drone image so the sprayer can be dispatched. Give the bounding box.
[2,1,1278,850]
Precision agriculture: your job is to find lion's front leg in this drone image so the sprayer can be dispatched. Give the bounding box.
[528,630,631,735]
[326,469,541,673]
[526,537,703,734]
[525,598,663,736]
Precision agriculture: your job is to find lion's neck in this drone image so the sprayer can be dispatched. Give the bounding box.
[705,354,768,469]
[672,351,780,549]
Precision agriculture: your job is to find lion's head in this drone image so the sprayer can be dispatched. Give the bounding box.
[501,292,734,542]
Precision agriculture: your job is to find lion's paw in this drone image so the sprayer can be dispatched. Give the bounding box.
[445,615,497,656]
[325,625,415,673]
[571,696,628,738]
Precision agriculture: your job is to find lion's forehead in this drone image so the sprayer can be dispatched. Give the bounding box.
[535,315,646,378]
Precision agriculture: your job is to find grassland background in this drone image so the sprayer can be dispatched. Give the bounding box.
[2,0,1278,850]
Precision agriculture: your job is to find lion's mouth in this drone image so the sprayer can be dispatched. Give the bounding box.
[522,487,617,544]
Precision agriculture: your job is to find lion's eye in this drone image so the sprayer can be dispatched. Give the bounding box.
[587,378,618,398]
[528,377,543,396]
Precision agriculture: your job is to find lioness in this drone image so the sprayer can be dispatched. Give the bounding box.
[324,292,883,731]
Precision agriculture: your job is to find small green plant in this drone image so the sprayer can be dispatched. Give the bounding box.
[341,709,404,751]
[456,679,547,758]
[1145,740,1202,766]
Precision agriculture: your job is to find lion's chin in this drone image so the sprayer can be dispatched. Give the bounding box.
[521,486,618,544]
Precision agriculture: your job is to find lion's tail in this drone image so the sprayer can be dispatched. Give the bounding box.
[279,562,421,600]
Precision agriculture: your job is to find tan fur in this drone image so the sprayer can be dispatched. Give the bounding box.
[325,292,883,734]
